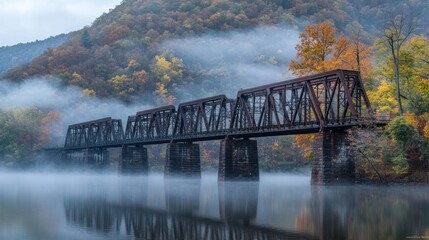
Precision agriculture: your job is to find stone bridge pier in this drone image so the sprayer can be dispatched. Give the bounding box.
[218,138,259,181]
[165,142,201,177]
[311,131,355,184]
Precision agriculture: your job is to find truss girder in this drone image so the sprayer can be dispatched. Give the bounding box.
[174,95,234,137]
[64,117,124,149]
[230,69,371,131]
[125,105,176,141]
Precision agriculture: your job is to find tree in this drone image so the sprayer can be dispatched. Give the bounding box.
[108,75,134,102]
[289,21,349,76]
[382,14,418,116]
[374,35,428,116]
[344,21,373,79]
[80,30,92,48]
[150,51,185,104]
[0,108,59,167]
[290,21,373,78]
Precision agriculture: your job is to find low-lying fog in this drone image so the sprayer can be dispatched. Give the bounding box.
[0,172,428,240]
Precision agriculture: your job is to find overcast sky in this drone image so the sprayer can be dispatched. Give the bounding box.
[0,0,122,47]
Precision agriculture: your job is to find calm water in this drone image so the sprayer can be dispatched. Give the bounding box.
[0,172,428,240]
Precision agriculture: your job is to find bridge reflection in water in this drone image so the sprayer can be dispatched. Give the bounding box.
[64,180,317,240]
[61,174,429,240]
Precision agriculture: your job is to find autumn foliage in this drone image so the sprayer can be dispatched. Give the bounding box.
[289,21,372,77]
[0,109,61,167]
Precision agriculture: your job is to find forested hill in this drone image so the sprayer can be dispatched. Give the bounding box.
[3,0,428,104]
[0,34,69,76]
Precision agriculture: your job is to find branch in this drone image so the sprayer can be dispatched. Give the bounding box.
[356,148,387,184]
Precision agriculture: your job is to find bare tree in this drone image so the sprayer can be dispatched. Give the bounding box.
[383,14,418,116]
[346,21,372,74]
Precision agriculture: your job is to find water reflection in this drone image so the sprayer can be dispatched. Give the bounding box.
[218,181,259,224]
[164,178,201,215]
[296,186,429,239]
[0,173,428,239]
[64,176,316,240]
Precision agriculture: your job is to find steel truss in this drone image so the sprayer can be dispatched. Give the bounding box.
[64,117,124,149]
[64,70,372,149]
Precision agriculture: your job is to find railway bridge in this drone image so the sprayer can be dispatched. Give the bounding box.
[58,69,378,184]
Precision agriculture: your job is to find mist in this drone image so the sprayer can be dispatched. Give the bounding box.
[0,78,150,147]
[162,24,300,100]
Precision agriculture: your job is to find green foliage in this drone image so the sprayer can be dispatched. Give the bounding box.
[392,153,409,175]
[386,117,417,145]
[373,35,429,115]
[80,30,92,48]
[348,129,393,180]
[408,93,429,116]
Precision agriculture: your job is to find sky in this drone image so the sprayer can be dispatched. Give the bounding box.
[0,0,122,47]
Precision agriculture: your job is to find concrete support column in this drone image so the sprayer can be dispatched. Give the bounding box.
[218,138,259,181]
[121,145,148,173]
[165,143,201,177]
[311,131,355,184]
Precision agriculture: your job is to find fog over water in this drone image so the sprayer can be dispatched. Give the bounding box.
[0,172,428,240]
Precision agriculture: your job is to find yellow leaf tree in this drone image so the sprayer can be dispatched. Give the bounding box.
[151,50,184,104]
[108,75,135,102]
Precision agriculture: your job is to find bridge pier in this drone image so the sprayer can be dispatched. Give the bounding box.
[218,138,259,181]
[121,145,148,173]
[311,131,355,184]
[165,143,201,177]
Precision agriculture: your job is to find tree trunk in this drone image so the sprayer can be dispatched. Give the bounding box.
[391,45,403,116]
[394,57,403,116]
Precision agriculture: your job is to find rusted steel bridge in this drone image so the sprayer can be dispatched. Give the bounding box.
[59,69,374,184]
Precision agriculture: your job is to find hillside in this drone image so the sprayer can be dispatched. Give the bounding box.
[3,0,428,104]
[0,34,69,76]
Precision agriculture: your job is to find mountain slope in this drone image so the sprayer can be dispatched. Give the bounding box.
[3,0,428,104]
[0,34,69,76]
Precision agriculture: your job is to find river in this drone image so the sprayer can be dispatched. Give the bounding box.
[0,172,427,239]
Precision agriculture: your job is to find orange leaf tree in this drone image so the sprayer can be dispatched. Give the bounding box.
[289,21,372,77]
[289,21,373,160]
